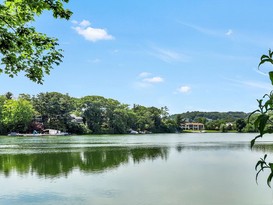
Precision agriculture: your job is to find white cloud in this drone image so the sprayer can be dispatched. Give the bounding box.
[89,58,101,63]
[225,29,233,36]
[139,72,151,78]
[225,77,272,91]
[178,86,191,93]
[179,22,218,36]
[179,21,234,38]
[143,77,164,83]
[254,68,268,76]
[151,47,190,63]
[79,20,91,27]
[71,20,78,24]
[178,21,221,36]
[72,20,114,42]
[134,72,164,89]
[241,81,272,91]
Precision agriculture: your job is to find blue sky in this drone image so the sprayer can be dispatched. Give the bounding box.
[1,0,273,114]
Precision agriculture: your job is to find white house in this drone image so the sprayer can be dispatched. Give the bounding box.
[70,114,83,124]
[181,122,205,131]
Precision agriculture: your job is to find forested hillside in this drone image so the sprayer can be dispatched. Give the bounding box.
[172,111,252,132]
[172,111,248,122]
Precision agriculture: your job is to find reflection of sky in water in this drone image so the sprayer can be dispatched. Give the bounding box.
[1,192,85,205]
[1,133,273,205]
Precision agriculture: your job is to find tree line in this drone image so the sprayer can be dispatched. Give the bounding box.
[0,92,178,135]
[172,111,248,122]
[172,111,256,132]
[0,91,258,135]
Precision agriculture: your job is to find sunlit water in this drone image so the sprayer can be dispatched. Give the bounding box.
[0,133,273,205]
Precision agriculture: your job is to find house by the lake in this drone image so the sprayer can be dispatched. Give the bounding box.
[180,122,205,131]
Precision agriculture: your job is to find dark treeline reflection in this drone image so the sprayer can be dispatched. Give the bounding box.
[0,146,169,178]
[175,142,249,152]
[174,142,273,153]
[253,143,273,153]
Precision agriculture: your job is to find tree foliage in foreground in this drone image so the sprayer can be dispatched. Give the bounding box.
[0,0,72,84]
[249,49,273,187]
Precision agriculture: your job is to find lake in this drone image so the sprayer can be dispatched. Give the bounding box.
[0,133,273,205]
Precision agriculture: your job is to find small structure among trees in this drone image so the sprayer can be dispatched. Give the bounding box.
[180,122,205,131]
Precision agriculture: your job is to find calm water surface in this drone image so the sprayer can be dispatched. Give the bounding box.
[0,133,273,205]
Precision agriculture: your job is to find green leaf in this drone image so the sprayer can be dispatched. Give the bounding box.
[268,49,273,58]
[256,169,263,184]
[267,171,273,187]
[247,109,260,122]
[269,163,273,170]
[269,72,273,85]
[255,160,262,170]
[259,59,268,68]
[251,135,261,148]
[255,114,269,135]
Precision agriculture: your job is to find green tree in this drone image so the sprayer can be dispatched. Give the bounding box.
[132,104,152,131]
[219,124,227,133]
[0,0,72,83]
[196,117,207,124]
[161,118,177,133]
[175,114,183,126]
[243,123,256,133]
[235,118,246,132]
[205,120,223,130]
[5,91,13,99]
[132,105,175,133]
[1,98,35,132]
[83,102,104,134]
[172,111,247,122]
[18,93,31,101]
[79,96,133,134]
[175,114,183,132]
[109,108,131,134]
[79,96,109,134]
[32,92,74,131]
[148,106,163,132]
[0,95,7,134]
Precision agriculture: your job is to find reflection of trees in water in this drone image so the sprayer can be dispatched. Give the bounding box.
[130,147,168,163]
[0,146,169,178]
[175,142,249,152]
[252,143,273,153]
[175,142,273,154]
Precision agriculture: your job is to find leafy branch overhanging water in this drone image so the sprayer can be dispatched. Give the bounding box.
[250,49,273,187]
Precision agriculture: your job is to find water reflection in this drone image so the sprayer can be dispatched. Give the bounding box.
[1,134,273,205]
[2,139,273,179]
[253,143,273,153]
[175,142,249,152]
[0,146,169,178]
[2,141,273,179]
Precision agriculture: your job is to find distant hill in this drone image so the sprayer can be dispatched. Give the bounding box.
[171,111,248,122]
